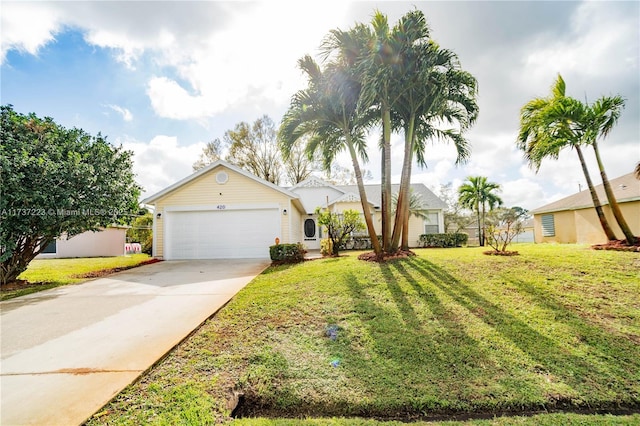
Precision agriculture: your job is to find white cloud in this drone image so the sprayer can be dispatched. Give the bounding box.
[104,104,133,122]
[119,135,205,198]
[0,2,62,63]
[523,1,639,86]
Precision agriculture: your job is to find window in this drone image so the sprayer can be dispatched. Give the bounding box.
[424,212,439,234]
[304,218,316,239]
[541,214,555,237]
[41,240,57,254]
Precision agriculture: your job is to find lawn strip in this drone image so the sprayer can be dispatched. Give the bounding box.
[1,254,153,300]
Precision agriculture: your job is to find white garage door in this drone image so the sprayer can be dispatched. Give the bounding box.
[165,208,280,259]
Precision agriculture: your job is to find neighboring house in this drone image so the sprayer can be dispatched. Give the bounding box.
[36,226,128,259]
[531,172,640,244]
[142,160,447,260]
[514,219,534,243]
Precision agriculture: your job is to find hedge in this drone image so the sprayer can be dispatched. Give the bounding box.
[418,233,468,248]
[269,243,306,263]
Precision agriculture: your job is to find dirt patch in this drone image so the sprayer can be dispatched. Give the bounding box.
[72,258,162,278]
[483,250,520,256]
[357,250,416,262]
[591,238,640,252]
[0,280,43,292]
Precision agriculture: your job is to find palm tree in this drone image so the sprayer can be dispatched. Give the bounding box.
[389,30,478,251]
[584,96,636,244]
[517,74,618,242]
[635,162,640,180]
[279,42,382,255]
[458,176,503,246]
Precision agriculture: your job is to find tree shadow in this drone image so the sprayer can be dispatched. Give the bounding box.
[405,257,640,405]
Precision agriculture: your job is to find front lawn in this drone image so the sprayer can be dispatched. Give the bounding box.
[87,244,640,424]
[1,254,152,300]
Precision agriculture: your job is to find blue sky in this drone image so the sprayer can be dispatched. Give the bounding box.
[2,1,639,209]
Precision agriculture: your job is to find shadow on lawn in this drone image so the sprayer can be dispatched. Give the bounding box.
[333,257,638,417]
[236,256,639,420]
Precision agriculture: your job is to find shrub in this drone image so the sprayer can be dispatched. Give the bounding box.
[269,243,306,263]
[418,233,468,248]
[320,239,333,256]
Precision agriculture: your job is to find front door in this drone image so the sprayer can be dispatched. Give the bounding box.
[303,217,320,250]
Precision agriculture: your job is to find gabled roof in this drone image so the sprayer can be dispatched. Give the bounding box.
[142,160,304,208]
[336,183,447,210]
[531,172,640,214]
[288,176,446,213]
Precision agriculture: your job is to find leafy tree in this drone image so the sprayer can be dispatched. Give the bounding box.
[0,105,140,285]
[323,163,373,186]
[458,176,503,247]
[126,212,153,255]
[226,115,282,185]
[517,74,618,242]
[282,136,319,186]
[439,183,473,233]
[192,138,222,171]
[315,208,365,256]
[484,207,526,253]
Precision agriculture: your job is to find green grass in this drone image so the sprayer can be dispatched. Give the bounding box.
[1,254,151,300]
[86,244,640,425]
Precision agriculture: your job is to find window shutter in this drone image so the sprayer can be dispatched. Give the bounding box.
[541,214,555,237]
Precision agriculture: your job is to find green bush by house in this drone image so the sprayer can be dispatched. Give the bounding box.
[418,233,468,248]
[269,243,305,263]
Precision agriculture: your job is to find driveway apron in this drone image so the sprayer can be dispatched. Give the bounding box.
[0,259,269,426]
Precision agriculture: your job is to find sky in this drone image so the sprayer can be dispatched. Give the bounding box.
[2,1,639,210]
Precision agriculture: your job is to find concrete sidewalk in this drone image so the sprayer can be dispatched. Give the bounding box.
[1,259,269,426]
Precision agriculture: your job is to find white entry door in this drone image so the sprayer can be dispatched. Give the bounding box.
[302,217,320,250]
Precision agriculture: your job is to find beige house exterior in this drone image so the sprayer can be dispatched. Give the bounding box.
[531,172,640,244]
[142,160,446,259]
[36,227,128,259]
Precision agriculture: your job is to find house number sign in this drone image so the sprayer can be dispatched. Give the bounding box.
[216,205,226,210]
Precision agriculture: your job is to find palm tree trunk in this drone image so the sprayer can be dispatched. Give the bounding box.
[575,145,618,241]
[346,134,382,256]
[480,203,486,247]
[381,103,392,253]
[591,141,636,244]
[391,114,416,252]
[476,203,482,247]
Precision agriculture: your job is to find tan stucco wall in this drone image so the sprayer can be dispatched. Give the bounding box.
[152,166,301,258]
[534,200,640,244]
[37,228,127,259]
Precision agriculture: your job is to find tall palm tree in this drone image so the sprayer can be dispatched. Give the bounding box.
[584,96,636,244]
[458,176,503,246]
[517,74,618,242]
[389,34,478,251]
[279,42,382,255]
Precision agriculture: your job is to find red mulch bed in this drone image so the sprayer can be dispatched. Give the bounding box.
[591,238,640,252]
[483,250,520,256]
[73,258,162,278]
[358,250,416,262]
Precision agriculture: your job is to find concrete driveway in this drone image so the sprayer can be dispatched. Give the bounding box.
[0,259,269,426]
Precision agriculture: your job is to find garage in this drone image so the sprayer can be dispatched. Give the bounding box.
[165,208,280,259]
